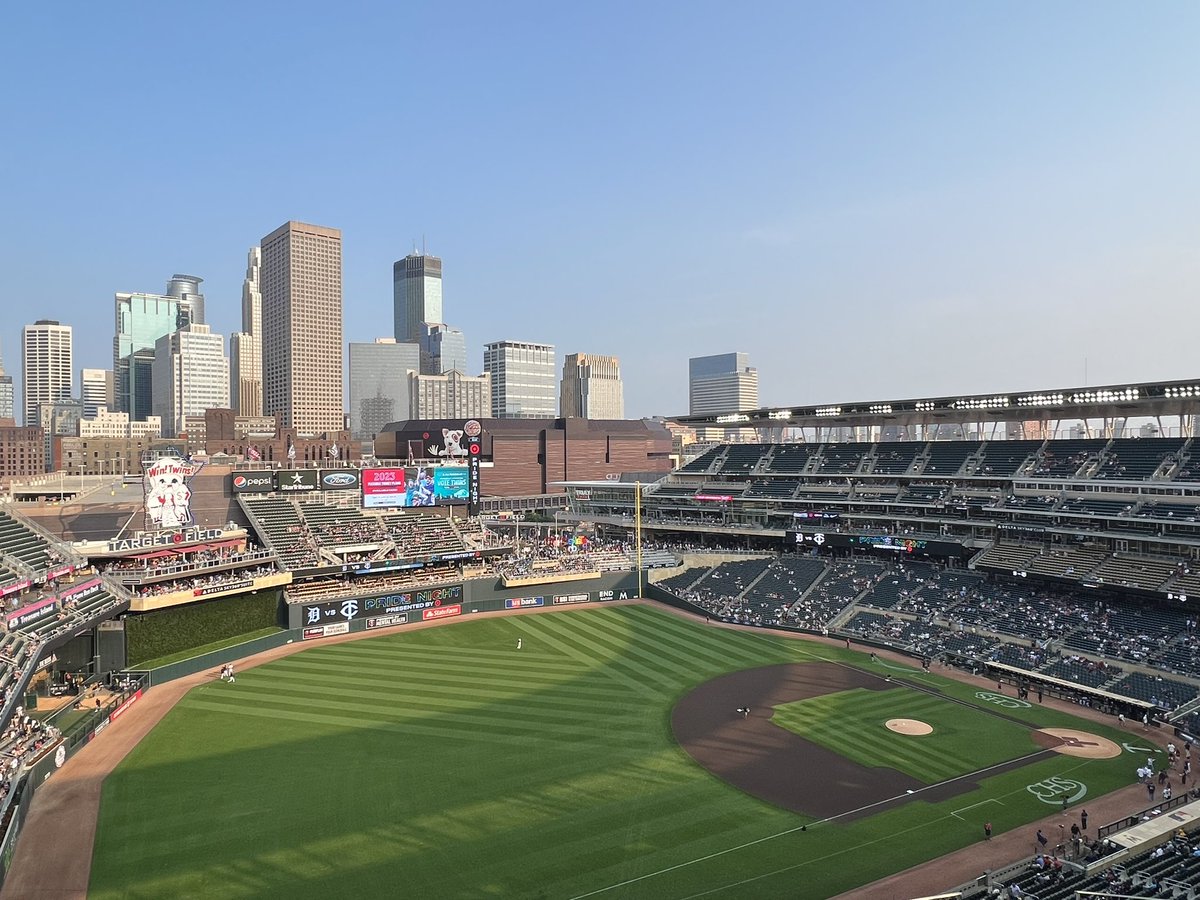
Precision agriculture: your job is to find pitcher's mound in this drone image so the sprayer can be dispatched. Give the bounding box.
[1035,728,1121,759]
[887,718,933,735]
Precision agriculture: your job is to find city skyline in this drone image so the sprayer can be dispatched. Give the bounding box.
[1,4,1197,421]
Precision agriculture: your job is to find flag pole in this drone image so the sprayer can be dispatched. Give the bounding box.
[635,481,643,599]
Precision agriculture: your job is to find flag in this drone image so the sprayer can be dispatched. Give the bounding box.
[287,436,296,461]
[246,445,261,461]
[328,443,339,459]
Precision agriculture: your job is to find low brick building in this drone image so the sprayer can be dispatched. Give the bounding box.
[374,418,673,496]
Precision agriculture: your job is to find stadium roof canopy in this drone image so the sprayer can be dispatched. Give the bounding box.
[672,376,1200,434]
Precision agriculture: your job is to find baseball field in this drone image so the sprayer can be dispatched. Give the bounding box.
[88,605,1135,899]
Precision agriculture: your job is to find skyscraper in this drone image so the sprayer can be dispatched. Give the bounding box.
[230,247,263,416]
[349,338,420,440]
[260,221,344,436]
[114,285,190,420]
[560,353,624,419]
[164,274,206,326]
[22,319,72,428]
[688,352,759,415]
[151,323,229,438]
[420,323,467,375]
[80,368,114,419]
[408,370,492,420]
[483,340,556,419]
[393,253,443,345]
[0,342,14,422]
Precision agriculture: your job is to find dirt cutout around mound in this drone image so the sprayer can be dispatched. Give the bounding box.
[886,718,933,735]
[1034,727,1122,759]
[671,662,1057,820]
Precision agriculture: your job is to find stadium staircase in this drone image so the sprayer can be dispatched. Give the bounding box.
[780,565,832,618]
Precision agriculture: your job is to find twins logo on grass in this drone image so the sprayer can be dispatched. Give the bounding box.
[1027,775,1087,804]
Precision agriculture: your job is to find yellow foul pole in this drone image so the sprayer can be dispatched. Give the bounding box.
[635,481,643,599]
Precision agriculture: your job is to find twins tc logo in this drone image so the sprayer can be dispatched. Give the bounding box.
[341,599,359,620]
[1027,776,1087,805]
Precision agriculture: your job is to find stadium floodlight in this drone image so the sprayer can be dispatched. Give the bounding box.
[768,410,792,420]
[715,413,750,424]
[869,404,892,415]
[915,401,936,412]
[815,406,842,417]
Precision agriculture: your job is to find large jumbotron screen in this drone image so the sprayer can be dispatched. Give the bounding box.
[361,466,469,509]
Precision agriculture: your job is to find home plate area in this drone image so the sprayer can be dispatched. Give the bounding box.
[1033,727,1122,759]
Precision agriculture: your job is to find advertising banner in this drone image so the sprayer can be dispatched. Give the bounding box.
[505,596,545,609]
[433,468,469,502]
[552,593,590,605]
[302,621,350,640]
[366,613,408,629]
[7,597,56,629]
[277,470,319,493]
[319,469,361,492]
[362,468,407,509]
[1,579,31,598]
[301,585,464,625]
[230,471,275,493]
[422,604,462,621]
[405,467,437,507]
[60,577,104,603]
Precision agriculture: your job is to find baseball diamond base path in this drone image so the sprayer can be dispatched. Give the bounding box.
[672,663,1059,821]
[2,601,1171,900]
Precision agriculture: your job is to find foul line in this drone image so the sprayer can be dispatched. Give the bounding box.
[950,797,1004,820]
[568,749,1050,900]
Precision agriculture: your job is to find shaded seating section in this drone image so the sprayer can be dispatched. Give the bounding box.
[718,444,769,475]
[1176,455,1200,483]
[0,509,54,572]
[1108,670,1197,708]
[869,443,923,475]
[1040,656,1123,688]
[973,440,1043,476]
[1032,439,1106,478]
[743,479,799,499]
[1004,494,1061,511]
[737,557,827,624]
[681,557,776,621]
[1095,438,1185,480]
[785,561,884,630]
[657,566,710,594]
[1137,502,1200,521]
[815,443,866,475]
[1058,498,1135,517]
[679,446,724,473]
[765,444,816,474]
[898,483,947,504]
[922,441,980,476]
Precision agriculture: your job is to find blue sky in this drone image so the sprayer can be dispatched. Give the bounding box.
[0,2,1196,419]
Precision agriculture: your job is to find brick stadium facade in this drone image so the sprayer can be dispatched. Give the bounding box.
[374,418,673,496]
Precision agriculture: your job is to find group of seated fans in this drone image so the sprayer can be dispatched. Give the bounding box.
[663,551,1200,715]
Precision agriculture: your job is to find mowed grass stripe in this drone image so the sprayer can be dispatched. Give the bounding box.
[186,688,649,736]
[526,614,665,698]
[773,687,1040,781]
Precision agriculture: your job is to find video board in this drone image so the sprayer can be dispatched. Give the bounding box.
[362,466,469,509]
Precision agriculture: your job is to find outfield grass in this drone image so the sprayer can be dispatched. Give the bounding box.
[90,606,1136,899]
[772,686,1042,781]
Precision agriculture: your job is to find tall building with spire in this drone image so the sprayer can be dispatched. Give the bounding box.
[230,247,264,416]
[393,252,443,345]
[261,221,344,436]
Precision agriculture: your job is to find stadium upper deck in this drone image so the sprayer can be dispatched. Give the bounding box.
[672,375,1200,437]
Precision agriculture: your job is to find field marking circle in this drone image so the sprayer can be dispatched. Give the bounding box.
[886,718,933,735]
[1035,728,1121,759]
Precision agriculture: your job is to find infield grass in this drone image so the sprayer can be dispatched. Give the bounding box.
[772,686,1042,781]
[89,604,1136,900]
